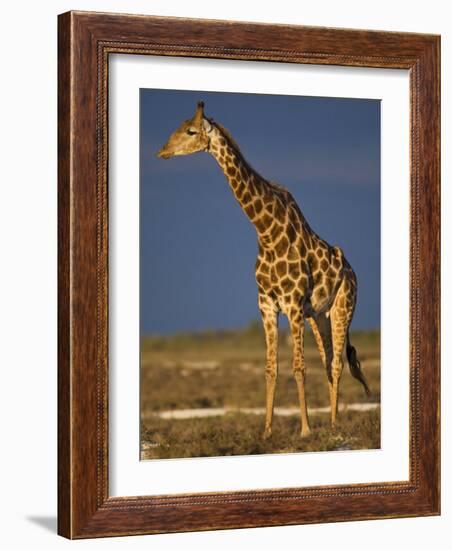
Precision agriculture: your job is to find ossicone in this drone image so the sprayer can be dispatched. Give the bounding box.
[193,101,205,123]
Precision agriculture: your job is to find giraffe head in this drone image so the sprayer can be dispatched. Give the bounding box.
[157,101,212,159]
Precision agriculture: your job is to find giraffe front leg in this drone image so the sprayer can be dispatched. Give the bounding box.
[259,293,279,439]
[289,309,310,437]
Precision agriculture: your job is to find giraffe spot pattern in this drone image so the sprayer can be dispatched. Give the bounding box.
[310,254,319,271]
[288,262,301,279]
[275,236,289,256]
[256,213,273,232]
[280,277,295,293]
[314,271,323,285]
[273,200,285,223]
[254,199,263,214]
[242,191,252,205]
[235,181,245,197]
[287,245,298,261]
[276,261,287,277]
[287,223,296,242]
[270,268,278,285]
[300,241,307,257]
[270,223,284,241]
[245,204,256,219]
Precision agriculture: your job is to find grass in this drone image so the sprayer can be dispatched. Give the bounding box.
[140,323,380,459]
[141,410,380,459]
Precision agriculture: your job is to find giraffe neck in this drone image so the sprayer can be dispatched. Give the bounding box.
[206,122,290,244]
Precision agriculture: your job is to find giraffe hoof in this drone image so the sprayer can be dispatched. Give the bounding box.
[263,428,272,439]
[300,427,311,438]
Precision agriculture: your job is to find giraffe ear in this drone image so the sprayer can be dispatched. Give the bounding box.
[202,118,212,133]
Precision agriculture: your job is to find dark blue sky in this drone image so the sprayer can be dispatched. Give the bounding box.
[140,89,380,335]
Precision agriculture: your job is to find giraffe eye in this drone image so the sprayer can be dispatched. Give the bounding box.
[186,129,197,136]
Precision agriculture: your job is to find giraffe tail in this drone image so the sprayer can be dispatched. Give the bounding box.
[346,332,371,397]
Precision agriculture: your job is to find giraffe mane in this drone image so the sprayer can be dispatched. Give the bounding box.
[209,119,243,153]
[268,179,289,193]
[209,118,290,194]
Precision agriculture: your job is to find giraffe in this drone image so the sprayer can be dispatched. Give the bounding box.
[157,101,371,438]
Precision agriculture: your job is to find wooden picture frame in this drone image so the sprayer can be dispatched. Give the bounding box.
[58,11,440,538]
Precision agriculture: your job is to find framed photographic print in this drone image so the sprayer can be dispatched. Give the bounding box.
[58,11,440,538]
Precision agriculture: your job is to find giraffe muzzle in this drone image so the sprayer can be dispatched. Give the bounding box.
[157,147,171,159]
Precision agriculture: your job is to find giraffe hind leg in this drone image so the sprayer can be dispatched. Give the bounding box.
[307,314,334,404]
[329,277,357,428]
[329,315,346,428]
